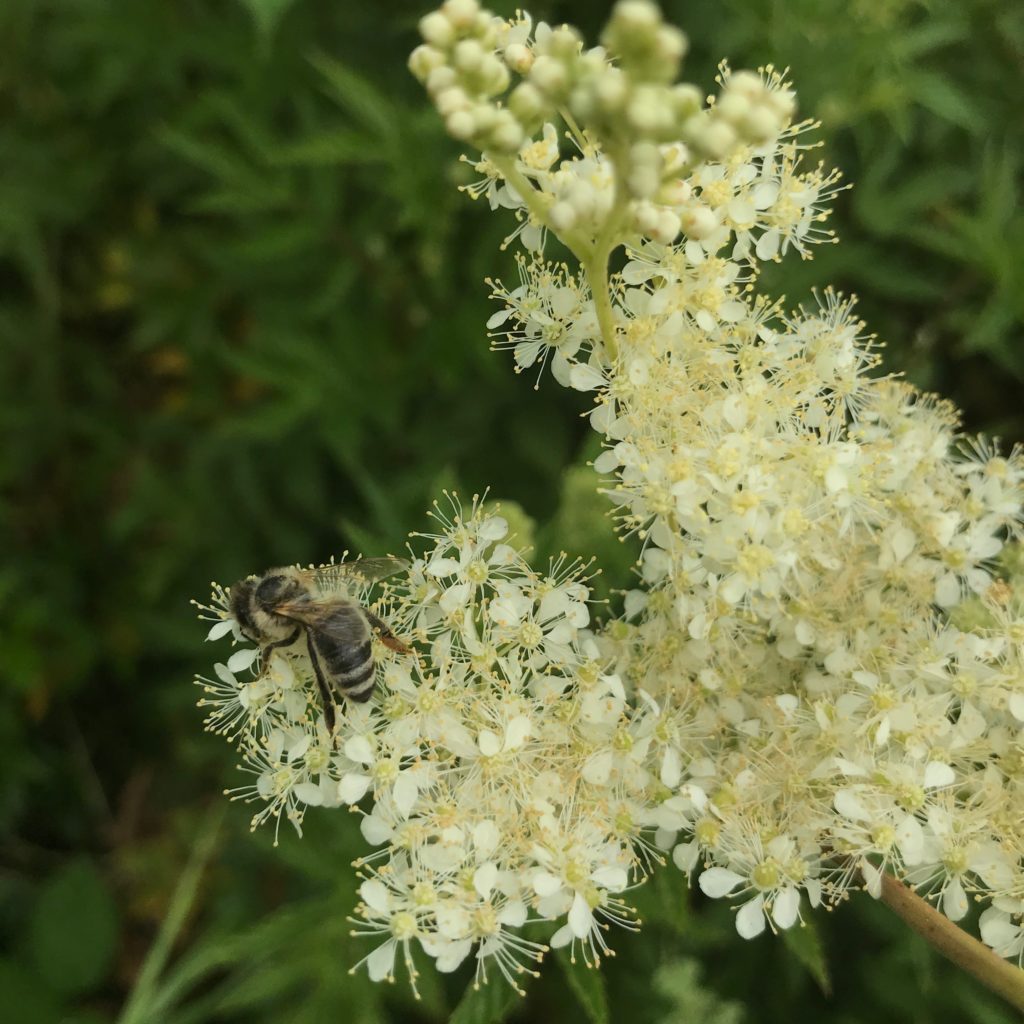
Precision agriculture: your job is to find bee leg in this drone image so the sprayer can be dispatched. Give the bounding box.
[364,609,410,654]
[306,630,337,733]
[259,627,301,672]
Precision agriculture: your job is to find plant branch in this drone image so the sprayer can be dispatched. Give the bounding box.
[880,873,1024,1014]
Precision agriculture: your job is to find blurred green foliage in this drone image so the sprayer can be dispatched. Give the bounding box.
[1,0,1021,1021]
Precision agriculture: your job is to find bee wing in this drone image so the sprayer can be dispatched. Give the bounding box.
[309,556,409,593]
[271,596,351,629]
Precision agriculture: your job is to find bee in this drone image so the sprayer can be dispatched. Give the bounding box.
[228,557,410,731]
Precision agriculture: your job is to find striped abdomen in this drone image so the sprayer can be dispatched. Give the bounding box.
[308,605,377,703]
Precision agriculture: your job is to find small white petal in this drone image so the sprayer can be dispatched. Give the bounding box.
[861,859,883,899]
[432,938,473,973]
[924,761,956,789]
[478,729,502,757]
[479,516,509,541]
[673,842,700,873]
[568,891,593,938]
[344,735,374,765]
[504,715,531,750]
[293,782,323,806]
[473,821,500,855]
[360,879,391,913]
[835,788,870,821]
[943,877,969,921]
[227,647,259,673]
[338,773,371,805]
[699,867,745,898]
[473,862,498,898]
[206,618,236,641]
[499,901,527,927]
[392,774,419,818]
[736,896,766,939]
[591,867,628,892]
[366,941,396,981]
[550,924,574,949]
[1009,693,1024,722]
[772,887,800,930]
[533,871,563,898]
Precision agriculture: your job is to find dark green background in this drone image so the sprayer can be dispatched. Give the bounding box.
[2,0,1022,1021]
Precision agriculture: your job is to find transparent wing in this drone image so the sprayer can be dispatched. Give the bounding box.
[306,556,409,594]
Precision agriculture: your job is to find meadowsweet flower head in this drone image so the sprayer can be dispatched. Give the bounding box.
[197,0,1024,998]
[410,0,1024,972]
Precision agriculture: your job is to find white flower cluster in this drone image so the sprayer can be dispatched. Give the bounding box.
[411,0,800,251]
[411,0,1024,970]
[197,498,675,992]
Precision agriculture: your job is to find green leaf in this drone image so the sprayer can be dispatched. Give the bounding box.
[28,858,118,996]
[555,950,610,1024]
[448,982,521,1024]
[781,918,832,996]
[309,53,398,140]
[274,130,385,167]
[906,70,984,133]
[237,0,297,39]
[0,960,61,1024]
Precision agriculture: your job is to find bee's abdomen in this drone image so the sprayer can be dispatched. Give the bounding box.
[324,637,376,701]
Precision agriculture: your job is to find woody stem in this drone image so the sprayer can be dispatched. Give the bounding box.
[880,873,1024,1013]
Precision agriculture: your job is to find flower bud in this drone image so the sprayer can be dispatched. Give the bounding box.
[701,119,738,159]
[716,91,750,125]
[504,42,534,75]
[632,199,660,236]
[653,209,681,244]
[508,81,546,125]
[547,25,583,61]
[480,54,510,96]
[679,202,718,240]
[446,109,476,140]
[594,67,629,114]
[419,11,456,49]
[488,110,525,153]
[408,45,446,82]
[426,65,458,97]
[670,83,703,120]
[441,0,480,31]
[436,85,471,117]
[657,178,691,206]
[550,201,578,232]
[740,104,779,144]
[530,55,570,100]
[453,39,485,75]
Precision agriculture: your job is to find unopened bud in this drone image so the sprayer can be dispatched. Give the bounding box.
[441,0,480,31]
[446,109,476,140]
[453,39,485,74]
[504,42,534,75]
[550,201,578,232]
[652,209,681,243]
[419,11,456,49]
[488,111,525,152]
[701,119,738,159]
[530,55,570,100]
[508,81,546,124]
[408,45,446,82]
[436,86,471,117]
[679,202,718,240]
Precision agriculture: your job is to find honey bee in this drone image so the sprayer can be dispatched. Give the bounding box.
[228,557,410,731]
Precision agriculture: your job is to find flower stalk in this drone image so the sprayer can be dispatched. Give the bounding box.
[880,874,1024,1013]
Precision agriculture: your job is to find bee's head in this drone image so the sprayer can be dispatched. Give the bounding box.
[228,576,260,642]
[254,569,306,611]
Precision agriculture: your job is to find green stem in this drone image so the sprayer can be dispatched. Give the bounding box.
[880,873,1024,1014]
[486,154,586,257]
[118,804,225,1024]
